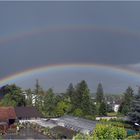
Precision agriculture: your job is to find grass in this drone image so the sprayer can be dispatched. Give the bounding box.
[107,112,118,117]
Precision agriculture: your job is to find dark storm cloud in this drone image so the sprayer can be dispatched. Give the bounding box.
[1,1,140,93]
[1,29,140,73]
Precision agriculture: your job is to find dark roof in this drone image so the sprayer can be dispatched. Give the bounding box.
[0,107,16,121]
[15,107,42,118]
[51,126,77,139]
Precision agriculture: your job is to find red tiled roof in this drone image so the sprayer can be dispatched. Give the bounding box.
[0,107,16,121]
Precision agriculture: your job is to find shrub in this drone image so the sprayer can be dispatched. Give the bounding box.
[126,133,140,139]
[93,124,127,140]
[84,115,95,121]
[73,133,92,140]
[73,108,84,117]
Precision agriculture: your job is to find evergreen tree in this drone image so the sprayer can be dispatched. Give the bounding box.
[119,86,134,115]
[74,80,91,115]
[34,79,44,109]
[99,101,107,116]
[43,88,57,117]
[96,83,104,103]
[128,88,140,124]
[66,83,75,102]
[95,83,107,116]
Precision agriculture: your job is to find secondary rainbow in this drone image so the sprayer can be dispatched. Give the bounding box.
[0,63,140,86]
[1,24,140,45]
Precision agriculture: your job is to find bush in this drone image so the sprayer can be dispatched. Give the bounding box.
[73,108,84,117]
[73,133,92,140]
[84,115,95,121]
[93,124,127,140]
[126,133,140,139]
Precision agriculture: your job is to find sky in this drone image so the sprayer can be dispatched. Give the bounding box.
[1,1,140,94]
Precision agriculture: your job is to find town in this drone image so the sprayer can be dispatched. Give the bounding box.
[0,81,139,139]
[0,1,140,139]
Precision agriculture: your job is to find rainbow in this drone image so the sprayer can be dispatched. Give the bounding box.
[0,63,140,86]
[0,24,140,45]
[1,25,140,86]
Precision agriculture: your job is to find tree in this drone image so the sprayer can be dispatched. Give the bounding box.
[73,108,84,117]
[99,101,107,116]
[34,79,44,109]
[95,83,107,116]
[25,88,33,106]
[128,88,140,124]
[66,83,75,103]
[55,101,72,116]
[119,86,134,115]
[43,88,57,117]
[0,84,26,107]
[74,80,91,115]
[96,83,104,103]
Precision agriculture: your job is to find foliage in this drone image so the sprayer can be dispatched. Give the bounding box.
[128,91,140,124]
[33,79,45,109]
[98,101,107,116]
[55,101,72,116]
[107,112,118,117]
[93,124,127,140]
[66,83,75,103]
[119,86,134,115]
[96,83,104,103]
[73,133,92,140]
[73,108,84,117]
[95,83,107,116]
[43,88,57,117]
[126,133,140,139]
[25,88,33,106]
[0,84,26,107]
[84,115,95,121]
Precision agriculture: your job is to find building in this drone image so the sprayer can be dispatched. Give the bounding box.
[0,107,16,125]
[51,115,97,135]
[15,106,43,120]
[113,104,120,112]
[0,107,17,134]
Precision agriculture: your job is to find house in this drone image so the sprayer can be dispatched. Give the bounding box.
[0,107,17,134]
[0,107,16,125]
[113,104,120,112]
[14,106,43,120]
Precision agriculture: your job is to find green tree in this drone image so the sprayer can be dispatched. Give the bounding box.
[128,88,140,124]
[74,80,91,115]
[73,108,84,117]
[55,101,72,116]
[99,101,107,116]
[25,88,33,106]
[0,84,26,107]
[119,86,134,115]
[96,83,104,103]
[43,88,56,117]
[66,83,75,103]
[95,83,107,116]
[34,79,44,109]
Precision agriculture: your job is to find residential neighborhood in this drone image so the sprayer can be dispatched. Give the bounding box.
[0,1,140,139]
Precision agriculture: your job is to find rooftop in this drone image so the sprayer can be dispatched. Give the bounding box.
[0,107,16,121]
[15,106,43,118]
[54,115,97,134]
